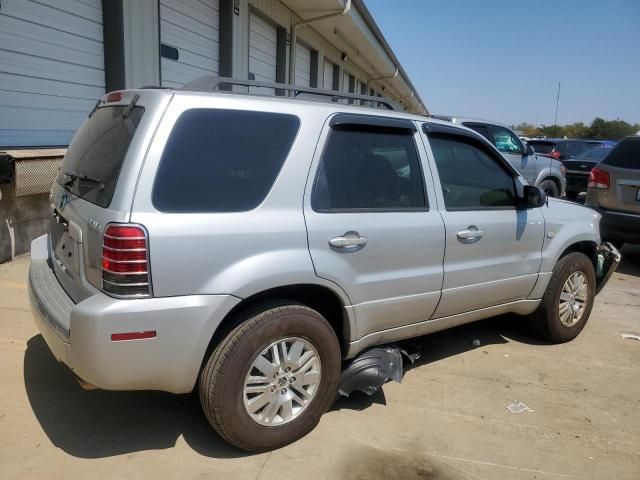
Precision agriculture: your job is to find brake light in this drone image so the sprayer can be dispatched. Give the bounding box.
[588,167,610,189]
[104,91,123,103]
[549,150,561,159]
[101,224,151,297]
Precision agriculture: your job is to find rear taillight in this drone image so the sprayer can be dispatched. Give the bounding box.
[101,224,151,297]
[588,167,610,189]
[549,150,561,159]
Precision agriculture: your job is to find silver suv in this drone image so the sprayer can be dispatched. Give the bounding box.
[432,116,567,197]
[29,78,619,451]
[585,135,640,245]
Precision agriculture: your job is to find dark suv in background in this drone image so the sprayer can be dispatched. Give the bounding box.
[528,139,591,161]
[586,136,640,246]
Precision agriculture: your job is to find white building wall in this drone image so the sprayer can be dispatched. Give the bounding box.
[160,0,220,88]
[249,0,373,90]
[122,0,160,89]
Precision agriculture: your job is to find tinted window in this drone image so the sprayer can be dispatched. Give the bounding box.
[313,127,426,211]
[602,137,640,169]
[57,105,144,208]
[153,109,299,212]
[491,125,524,154]
[568,141,589,157]
[429,135,516,210]
[576,146,613,162]
[529,141,554,154]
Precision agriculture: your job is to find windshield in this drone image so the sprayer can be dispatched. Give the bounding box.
[57,105,144,208]
[576,147,613,162]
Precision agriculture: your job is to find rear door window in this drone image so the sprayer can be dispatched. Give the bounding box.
[57,105,144,208]
[602,137,640,169]
[153,109,300,212]
[312,125,427,211]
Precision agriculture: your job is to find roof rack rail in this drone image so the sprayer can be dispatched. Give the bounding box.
[181,76,401,111]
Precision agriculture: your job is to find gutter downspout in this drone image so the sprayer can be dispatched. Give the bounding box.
[288,0,351,88]
[366,66,398,90]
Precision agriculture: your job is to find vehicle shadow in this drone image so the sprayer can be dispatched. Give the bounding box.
[23,335,249,459]
[21,307,596,457]
[616,244,640,277]
[332,313,548,412]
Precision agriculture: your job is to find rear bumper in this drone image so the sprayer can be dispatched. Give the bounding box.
[28,235,240,393]
[593,208,640,244]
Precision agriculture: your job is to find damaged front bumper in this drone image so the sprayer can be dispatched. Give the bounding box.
[595,242,621,295]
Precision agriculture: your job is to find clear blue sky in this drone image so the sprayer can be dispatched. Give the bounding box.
[365,0,640,126]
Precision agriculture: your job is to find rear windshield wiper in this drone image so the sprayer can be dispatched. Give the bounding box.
[63,170,103,187]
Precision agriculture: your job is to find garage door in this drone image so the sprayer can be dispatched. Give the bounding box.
[342,71,354,103]
[249,12,277,91]
[343,71,353,93]
[294,43,311,87]
[323,60,335,90]
[160,0,219,88]
[0,0,104,147]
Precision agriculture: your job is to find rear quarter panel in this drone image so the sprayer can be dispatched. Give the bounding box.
[129,95,351,305]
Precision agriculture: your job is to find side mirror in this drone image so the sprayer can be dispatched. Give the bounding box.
[520,185,546,208]
[525,144,535,156]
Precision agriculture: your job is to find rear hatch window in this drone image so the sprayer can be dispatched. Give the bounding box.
[152,109,300,212]
[57,105,145,208]
[602,137,640,169]
[528,141,554,154]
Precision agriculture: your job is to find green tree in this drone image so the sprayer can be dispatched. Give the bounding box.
[587,118,638,140]
[563,122,589,138]
[511,122,538,136]
[538,124,564,138]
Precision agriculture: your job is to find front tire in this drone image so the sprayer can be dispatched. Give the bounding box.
[199,304,341,452]
[528,252,596,343]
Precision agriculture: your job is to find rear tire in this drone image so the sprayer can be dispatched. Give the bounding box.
[539,179,559,198]
[528,252,595,343]
[199,304,341,452]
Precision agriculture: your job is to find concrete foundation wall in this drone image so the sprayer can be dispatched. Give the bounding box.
[0,171,52,264]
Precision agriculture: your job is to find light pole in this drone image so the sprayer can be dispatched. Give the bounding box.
[554,82,561,126]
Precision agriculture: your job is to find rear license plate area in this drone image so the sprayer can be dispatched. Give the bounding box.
[51,217,80,278]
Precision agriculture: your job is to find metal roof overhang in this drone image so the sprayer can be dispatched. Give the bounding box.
[280,0,428,114]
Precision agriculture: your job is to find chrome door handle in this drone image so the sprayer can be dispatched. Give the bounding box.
[457,228,484,240]
[329,231,368,249]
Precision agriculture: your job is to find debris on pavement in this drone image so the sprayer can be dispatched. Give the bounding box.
[506,401,534,414]
[620,333,640,341]
[338,346,404,397]
[471,339,481,347]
